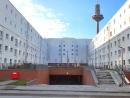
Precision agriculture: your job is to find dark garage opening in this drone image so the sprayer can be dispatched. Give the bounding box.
[49,75,82,85]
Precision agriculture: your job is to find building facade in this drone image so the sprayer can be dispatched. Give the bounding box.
[1,0,130,69]
[44,38,91,65]
[0,0,44,68]
[88,0,130,69]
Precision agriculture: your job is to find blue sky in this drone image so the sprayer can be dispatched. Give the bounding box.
[9,0,126,38]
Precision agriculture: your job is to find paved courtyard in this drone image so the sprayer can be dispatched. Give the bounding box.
[0,84,130,98]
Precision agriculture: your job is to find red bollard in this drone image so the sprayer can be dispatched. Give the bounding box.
[11,72,20,80]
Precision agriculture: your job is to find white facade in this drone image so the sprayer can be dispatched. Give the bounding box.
[1,0,130,69]
[88,0,130,68]
[0,0,44,67]
[45,38,91,64]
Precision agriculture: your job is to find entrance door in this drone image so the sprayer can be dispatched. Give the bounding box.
[49,75,82,85]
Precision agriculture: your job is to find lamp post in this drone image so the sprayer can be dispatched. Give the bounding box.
[119,46,124,86]
[67,51,69,67]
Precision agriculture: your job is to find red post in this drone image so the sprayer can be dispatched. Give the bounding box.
[11,72,20,80]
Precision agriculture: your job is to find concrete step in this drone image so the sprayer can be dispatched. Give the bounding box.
[98,78,115,82]
[97,75,112,78]
[96,70,115,85]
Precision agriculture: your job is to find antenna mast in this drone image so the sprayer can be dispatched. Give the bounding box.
[92,0,104,34]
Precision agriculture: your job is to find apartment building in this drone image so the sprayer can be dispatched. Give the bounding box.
[45,38,91,65]
[88,0,130,69]
[0,0,44,69]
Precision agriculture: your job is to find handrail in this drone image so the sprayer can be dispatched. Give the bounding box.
[89,65,99,85]
[115,65,130,85]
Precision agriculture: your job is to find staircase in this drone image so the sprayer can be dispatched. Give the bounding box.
[96,70,115,85]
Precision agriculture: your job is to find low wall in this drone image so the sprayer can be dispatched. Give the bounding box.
[0,69,49,84]
[82,68,95,85]
[0,67,95,85]
[125,71,130,81]
[49,67,83,75]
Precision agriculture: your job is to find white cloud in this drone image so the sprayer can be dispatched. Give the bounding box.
[9,0,69,38]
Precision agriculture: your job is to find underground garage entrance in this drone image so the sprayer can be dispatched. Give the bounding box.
[49,75,82,85]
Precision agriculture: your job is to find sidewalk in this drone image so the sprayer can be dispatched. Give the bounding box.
[0,80,16,86]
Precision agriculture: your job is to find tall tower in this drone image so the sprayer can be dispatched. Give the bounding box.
[92,0,104,34]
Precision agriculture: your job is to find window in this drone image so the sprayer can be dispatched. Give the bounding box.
[128,59,130,64]
[4,58,7,63]
[15,13,17,18]
[11,36,14,41]
[120,25,122,28]
[110,43,112,48]
[115,51,117,55]
[127,34,130,39]
[63,45,65,47]
[122,36,125,41]
[19,41,22,46]
[20,18,23,24]
[6,34,9,39]
[10,21,12,25]
[120,14,121,17]
[118,50,121,55]
[107,45,109,49]
[14,49,17,56]
[118,39,121,46]
[110,32,112,37]
[72,45,73,47]
[114,28,115,34]
[123,48,125,53]
[19,50,21,55]
[123,60,125,65]
[124,9,126,13]
[20,28,22,33]
[71,53,73,55]
[10,59,12,64]
[113,19,115,24]
[111,62,113,66]
[0,31,3,40]
[115,61,117,65]
[11,9,13,14]
[5,17,7,22]
[128,46,130,51]
[72,49,73,51]
[18,60,20,63]
[6,4,8,9]
[59,45,61,47]
[0,44,2,52]
[111,52,112,56]
[63,53,65,55]
[5,46,8,51]
[124,21,126,25]
[10,48,13,52]
[63,49,65,51]
[114,41,116,46]
[14,24,16,28]
[15,39,18,46]
[14,60,17,64]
